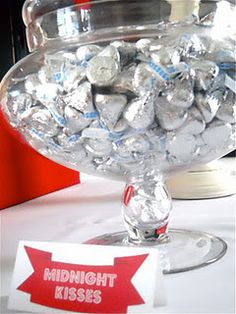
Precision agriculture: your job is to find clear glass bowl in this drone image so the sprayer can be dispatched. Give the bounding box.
[0,0,235,273]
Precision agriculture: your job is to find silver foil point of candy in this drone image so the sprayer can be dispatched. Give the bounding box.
[151,47,181,65]
[155,100,188,131]
[95,93,127,130]
[124,95,155,130]
[136,38,153,55]
[64,106,91,134]
[166,72,195,109]
[76,44,102,62]
[113,118,129,133]
[113,64,137,95]
[133,63,159,96]
[64,81,94,113]
[98,45,120,63]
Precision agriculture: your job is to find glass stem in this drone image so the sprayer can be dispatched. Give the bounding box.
[122,170,172,244]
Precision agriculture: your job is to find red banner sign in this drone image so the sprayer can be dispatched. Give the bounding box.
[18,246,148,313]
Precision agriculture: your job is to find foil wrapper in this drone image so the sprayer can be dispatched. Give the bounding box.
[133,63,159,96]
[99,45,120,63]
[216,90,236,123]
[62,67,86,92]
[7,93,34,124]
[111,40,137,66]
[95,94,127,130]
[35,83,62,104]
[166,132,198,161]
[57,133,83,151]
[201,119,233,148]
[155,100,188,131]
[123,95,155,130]
[64,105,91,134]
[76,44,102,62]
[151,47,181,65]
[81,125,108,140]
[146,127,167,153]
[113,64,137,95]
[64,81,94,113]
[191,60,219,91]
[179,107,206,135]
[166,72,195,108]
[86,56,120,86]
[178,33,207,59]
[22,107,59,137]
[63,81,96,134]
[113,118,129,133]
[84,138,112,157]
[136,38,153,55]
[96,157,122,175]
[148,39,164,52]
[114,135,150,160]
[195,91,221,123]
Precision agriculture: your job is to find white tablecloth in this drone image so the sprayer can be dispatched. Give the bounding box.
[1,172,235,314]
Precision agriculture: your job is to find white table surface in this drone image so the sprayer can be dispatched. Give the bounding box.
[0,169,235,314]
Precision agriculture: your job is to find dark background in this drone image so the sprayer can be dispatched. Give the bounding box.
[0,0,234,157]
[0,0,27,81]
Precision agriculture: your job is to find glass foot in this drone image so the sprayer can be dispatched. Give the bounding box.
[86,229,227,274]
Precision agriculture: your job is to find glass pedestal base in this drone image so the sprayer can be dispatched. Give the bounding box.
[86,229,227,274]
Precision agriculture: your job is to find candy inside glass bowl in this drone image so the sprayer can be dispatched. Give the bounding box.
[0,0,235,273]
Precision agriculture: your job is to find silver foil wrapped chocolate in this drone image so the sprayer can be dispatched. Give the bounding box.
[166,132,198,161]
[113,118,129,133]
[84,138,112,157]
[179,107,206,135]
[201,119,233,149]
[195,91,221,123]
[123,95,155,130]
[95,94,127,130]
[191,60,219,91]
[155,100,188,131]
[111,40,137,66]
[99,45,120,63]
[178,33,207,59]
[166,72,195,109]
[136,38,153,55]
[22,107,59,137]
[76,44,102,62]
[151,47,180,65]
[63,81,96,134]
[113,64,137,95]
[216,89,236,124]
[114,135,150,160]
[86,56,120,86]
[133,63,159,96]
[7,93,34,125]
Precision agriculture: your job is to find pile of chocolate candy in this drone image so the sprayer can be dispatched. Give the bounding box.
[4,21,235,178]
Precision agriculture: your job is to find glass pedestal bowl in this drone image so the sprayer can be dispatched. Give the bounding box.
[0,0,235,273]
